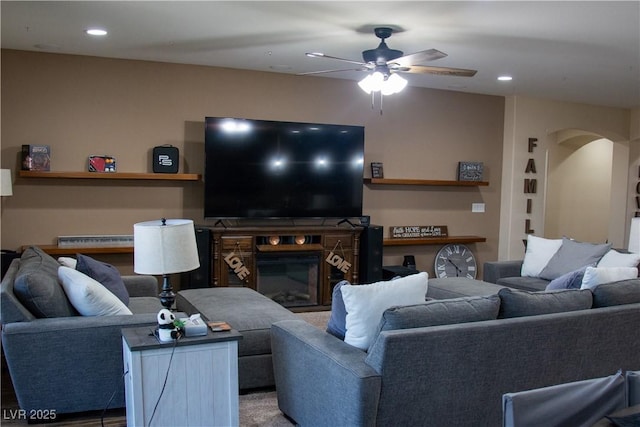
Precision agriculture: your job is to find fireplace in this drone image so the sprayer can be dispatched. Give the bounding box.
[256,252,320,307]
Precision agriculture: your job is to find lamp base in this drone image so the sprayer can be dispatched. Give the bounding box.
[159,275,176,310]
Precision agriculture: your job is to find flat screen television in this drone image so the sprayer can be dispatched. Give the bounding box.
[204,117,365,219]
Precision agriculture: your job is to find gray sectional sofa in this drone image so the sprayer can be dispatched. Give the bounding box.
[271,277,640,427]
[483,259,553,290]
[0,247,164,415]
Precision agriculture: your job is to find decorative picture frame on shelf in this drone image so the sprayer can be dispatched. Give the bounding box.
[457,161,484,181]
[371,162,384,178]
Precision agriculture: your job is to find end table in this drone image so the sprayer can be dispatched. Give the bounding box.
[122,326,242,427]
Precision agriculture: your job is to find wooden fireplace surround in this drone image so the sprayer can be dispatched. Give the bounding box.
[208,226,363,307]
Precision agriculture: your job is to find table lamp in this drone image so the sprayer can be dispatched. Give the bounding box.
[1,169,16,279]
[1,169,13,196]
[134,218,200,309]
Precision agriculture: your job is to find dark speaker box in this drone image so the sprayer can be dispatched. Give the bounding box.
[152,145,179,173]
[181,227,212,289]
[359,225,383,284]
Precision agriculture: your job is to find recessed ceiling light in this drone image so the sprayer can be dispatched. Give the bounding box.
[85,28,107,36]
[498,75,513,81]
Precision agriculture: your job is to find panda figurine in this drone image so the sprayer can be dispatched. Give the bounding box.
[157,308,179,342]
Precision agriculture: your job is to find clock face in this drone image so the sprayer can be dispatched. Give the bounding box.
[434,244,477,279]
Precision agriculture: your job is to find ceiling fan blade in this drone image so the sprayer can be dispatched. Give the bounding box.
[305,52,366,66]
[401,65,478,77]
[298,67,367,76]
[390,49,447,67]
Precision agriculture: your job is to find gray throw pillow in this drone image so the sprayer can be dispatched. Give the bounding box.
[498,288,592,318]
[377,295,500,332]
[76,253,129,305]
[539,237,611,280]
[545,267,587,291]
[326,280,349,340]
[13,246,77,318]
[591,279,640,307]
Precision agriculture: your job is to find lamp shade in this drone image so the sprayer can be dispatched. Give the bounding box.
[1,169,13,196]
[629,217,640,254]
[134,219,200,275]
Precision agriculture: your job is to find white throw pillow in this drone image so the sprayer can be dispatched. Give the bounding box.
[597,250,640,268]
[521,235,563,277]
[58,266,132,316]
[57,256,77,269]
[341,272,428,350]
[580,266,638,290]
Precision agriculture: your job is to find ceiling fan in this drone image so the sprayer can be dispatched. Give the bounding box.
[301,27,477,96]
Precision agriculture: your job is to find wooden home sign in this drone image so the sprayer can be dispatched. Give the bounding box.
[390,225,449,239]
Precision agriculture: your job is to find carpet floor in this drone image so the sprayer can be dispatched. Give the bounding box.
[1,310,331,426]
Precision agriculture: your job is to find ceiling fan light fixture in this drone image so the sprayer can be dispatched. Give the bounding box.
[358,71,385,94]
[384,73,408,94]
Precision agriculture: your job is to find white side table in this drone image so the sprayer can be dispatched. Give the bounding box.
[122,326,242,427]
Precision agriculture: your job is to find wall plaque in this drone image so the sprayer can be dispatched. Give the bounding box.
[390,225,449,239]
[458,161,484,181]
[371,162,384,178]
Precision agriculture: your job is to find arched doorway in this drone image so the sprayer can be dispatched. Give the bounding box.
[544,129,627,245]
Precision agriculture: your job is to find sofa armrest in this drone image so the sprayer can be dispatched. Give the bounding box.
[123,275,158,297]
[1,313,159,413]
[483,260,524,284]
[271,320,381,426]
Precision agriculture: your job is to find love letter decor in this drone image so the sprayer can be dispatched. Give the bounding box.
[325,240,351,273]
[224,242,251,280]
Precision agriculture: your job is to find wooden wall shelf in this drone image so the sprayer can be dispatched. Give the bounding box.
[364,178,488,187]
[24,245,133,255]
[383,236,486,246]
[19,170,201,181]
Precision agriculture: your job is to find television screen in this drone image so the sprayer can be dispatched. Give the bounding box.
[204,117,365,219]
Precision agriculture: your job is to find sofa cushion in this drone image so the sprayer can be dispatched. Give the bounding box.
[498,288,592,318]
[597,249,640,268]
[539,237,611,280]
[76,254,129,305]
[521,235,563,277]
[326,280,349,340]
[591,279,640,307]
[127,296,164,313]
[427,277,505,299]
[58,266,132,316]
[496,276,550,292]
[580,267,638,290]
[545,267,587,290]
[340,272,428,350]
[13,246,77,318]
[377,294,500,332]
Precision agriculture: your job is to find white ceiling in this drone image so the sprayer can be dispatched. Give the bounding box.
[2,1,639,109]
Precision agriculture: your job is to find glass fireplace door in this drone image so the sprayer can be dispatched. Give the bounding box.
[256,253,320,307]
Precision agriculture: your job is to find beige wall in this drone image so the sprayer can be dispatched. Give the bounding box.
[545,138,612,242]
[1,49,504,277]
[499,96,632,260]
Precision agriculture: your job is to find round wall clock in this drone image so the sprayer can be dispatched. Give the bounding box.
[434,243,477,279]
